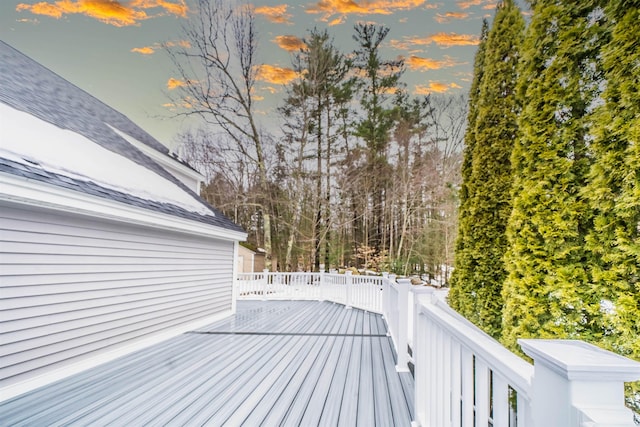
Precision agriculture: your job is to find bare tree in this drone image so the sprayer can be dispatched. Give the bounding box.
[413,94,466,281]
[166,0,273,265]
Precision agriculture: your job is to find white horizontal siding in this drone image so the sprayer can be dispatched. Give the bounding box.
[0,203,235,390]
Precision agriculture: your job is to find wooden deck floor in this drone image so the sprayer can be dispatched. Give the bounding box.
[0,300,415,426]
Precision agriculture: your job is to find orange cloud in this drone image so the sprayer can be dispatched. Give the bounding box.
[169,39,190,48]
[434,11,469,23]
[427,32,479,46]
[131,39,189,55]
[255,64,298,85]
[306,0,426,23]
[274,35,306,52]
[162,98,193,110]
[15,0,187,27]
[132,0,187,17]
[391,32,479,50]
[255,4,292,24]
[456,0,482,9]
[131,46,155,55]
[415,81,462,94]
[16,1,63,18]
[454,71,472,82]
[457,0,495,9]
[167,77,187,90]
[406,55,464,71]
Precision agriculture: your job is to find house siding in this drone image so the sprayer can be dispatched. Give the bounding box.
[0,203,234,390]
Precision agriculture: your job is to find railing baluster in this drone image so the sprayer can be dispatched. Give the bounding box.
[430,318,440,427]
[442,332,452,427]
[435,326,445,426]
[461,347,474,427]
[492,372,509,427]
[415,312,428,424]
[451,339,462,427]
[516,387,529,427]
[475,358,490,427]
[425,314,435,426]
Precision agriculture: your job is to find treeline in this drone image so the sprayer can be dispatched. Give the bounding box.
[448,0,638,408]
[169,0,465,278]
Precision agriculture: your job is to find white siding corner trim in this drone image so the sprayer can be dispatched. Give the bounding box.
[0,202,237,401]
[232,241,239,315]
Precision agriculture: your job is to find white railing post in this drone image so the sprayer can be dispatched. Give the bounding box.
[410,287,434,354]
[381,272,389,319]
[345,270,353,309]
[519,339,640,427]
[395,278,411,372]
[386,274,396,319]
[262,268,269,301]
[319,269,325,301]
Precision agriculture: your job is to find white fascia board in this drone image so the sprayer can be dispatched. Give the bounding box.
[109,126,204,182]
[0,172,247,242]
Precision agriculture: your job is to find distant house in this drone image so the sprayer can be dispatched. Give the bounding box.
[0,42,246,401]
[236,244,266,273]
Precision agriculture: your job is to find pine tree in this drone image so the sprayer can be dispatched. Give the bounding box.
[352,23,404,255]
[584,1,640,409]
[501,0,605,349]
[448,20,489,314]
[280,29,353,271]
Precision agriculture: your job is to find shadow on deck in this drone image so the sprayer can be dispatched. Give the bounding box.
[0,300,414,426]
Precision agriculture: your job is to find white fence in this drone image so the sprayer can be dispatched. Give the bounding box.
[236,270,384,313]
[236,271,640,427]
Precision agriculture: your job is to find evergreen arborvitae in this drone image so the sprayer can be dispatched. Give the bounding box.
[464,0,524,338]
[584,1,640,409]
[501,1,604,350]
[449,1,524,339]
[448,20,488,315]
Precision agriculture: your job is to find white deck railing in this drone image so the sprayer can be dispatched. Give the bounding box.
[237,270,384,313]
[414,289,533,426]
[236,271,640,427]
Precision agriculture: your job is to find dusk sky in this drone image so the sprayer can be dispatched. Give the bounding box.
[0,0,511,149]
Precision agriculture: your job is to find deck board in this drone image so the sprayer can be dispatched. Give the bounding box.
[0,300,414,426]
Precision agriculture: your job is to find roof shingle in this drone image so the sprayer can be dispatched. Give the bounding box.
[0,41,243,233]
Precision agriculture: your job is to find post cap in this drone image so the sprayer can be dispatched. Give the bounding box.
[518,339,640,382]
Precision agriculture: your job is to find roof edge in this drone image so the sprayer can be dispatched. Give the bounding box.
[0,172,247,242]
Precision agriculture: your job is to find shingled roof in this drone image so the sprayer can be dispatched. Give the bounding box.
[0,41,243,234]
